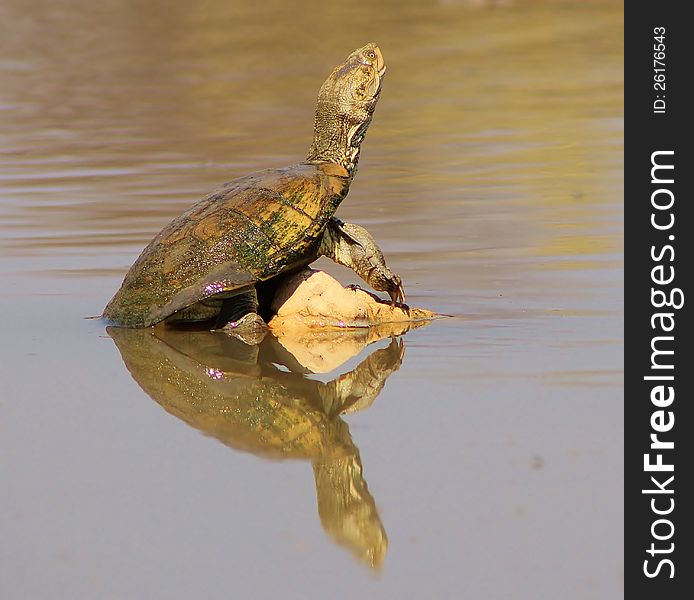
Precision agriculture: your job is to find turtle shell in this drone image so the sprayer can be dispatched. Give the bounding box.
[103,162,350,327]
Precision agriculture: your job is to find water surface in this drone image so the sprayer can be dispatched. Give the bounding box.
[1,1,623,598]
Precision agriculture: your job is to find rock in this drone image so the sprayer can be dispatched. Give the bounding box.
[265,268,438,372]
[268,269,439,334]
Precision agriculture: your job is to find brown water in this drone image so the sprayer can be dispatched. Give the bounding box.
[1,0,623,598]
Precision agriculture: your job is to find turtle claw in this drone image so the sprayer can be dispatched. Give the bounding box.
[388,276,406,308]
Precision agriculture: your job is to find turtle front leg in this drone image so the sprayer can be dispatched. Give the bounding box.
[320,218,405,306]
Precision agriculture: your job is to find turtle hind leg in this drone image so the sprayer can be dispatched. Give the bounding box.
[214,288,268,345]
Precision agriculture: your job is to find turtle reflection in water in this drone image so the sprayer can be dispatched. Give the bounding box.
[108,327,408,568]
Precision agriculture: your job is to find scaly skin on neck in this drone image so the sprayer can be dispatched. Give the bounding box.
[306,43,386,177]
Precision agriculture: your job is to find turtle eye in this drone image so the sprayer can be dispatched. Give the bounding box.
[366,50,376,60]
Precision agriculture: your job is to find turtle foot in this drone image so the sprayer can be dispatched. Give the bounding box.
[220,313,268,345]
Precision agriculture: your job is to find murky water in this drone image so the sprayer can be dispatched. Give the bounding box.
[1,0,622,598]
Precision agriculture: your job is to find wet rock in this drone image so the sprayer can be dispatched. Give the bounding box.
[268,269,438,333]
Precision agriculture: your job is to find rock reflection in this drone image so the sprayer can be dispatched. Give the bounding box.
[108,326,411,569]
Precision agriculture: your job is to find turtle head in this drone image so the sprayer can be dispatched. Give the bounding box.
[307,43,386,176]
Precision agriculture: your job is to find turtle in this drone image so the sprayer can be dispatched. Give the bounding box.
[103,43,404,333]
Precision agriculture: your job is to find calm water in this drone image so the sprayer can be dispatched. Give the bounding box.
[1,1,623,598]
